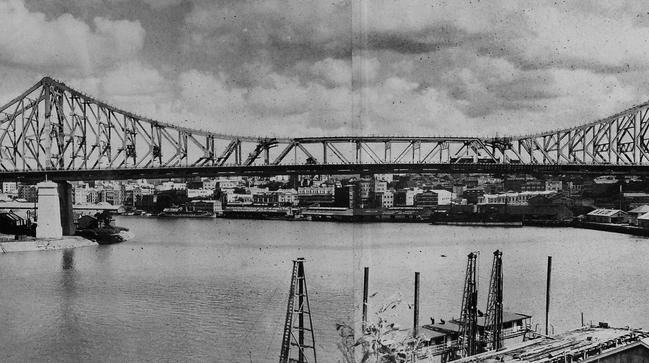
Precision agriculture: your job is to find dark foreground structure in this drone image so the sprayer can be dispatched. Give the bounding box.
[454,326,649,363]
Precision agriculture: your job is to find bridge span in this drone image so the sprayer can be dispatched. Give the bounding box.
[1,77,649,180]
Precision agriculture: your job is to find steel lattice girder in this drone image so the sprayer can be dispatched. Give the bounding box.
[2,77,649,177]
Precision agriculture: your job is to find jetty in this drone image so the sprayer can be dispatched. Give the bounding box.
[455,325,649,362]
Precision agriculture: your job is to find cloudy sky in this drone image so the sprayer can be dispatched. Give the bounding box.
[1,0,649,137]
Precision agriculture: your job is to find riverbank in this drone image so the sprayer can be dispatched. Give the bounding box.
[574,222,649,237]
[0,236,98,253]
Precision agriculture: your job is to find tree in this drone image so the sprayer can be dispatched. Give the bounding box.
[94,210,112,228]
[337,293,421,363]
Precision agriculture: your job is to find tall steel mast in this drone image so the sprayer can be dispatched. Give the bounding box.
[456,252,479,358]
[484,250,504,351]
[279,258,317,363]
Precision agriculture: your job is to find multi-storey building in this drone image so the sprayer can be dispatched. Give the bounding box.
[278,189,298,206]
[373,180,388,194]
[18,185,37,202]
[478,191,555,205]
[202,179,217,190]
[394,189,418,206]
[334,185,355,208]
[298,185,335,206]
[545,180,564,192]
[415,191,438,207]
[521,180,545,192]
[2,182,18,195]
[375,190,394,208]
[215,180,240,189]
[431,189,453,205]
[253,192,279,205]
[104,186,125,205]
[187,189,214,199]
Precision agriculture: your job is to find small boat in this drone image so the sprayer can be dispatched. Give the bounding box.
[76,225,134,245]
[75,212,134,245]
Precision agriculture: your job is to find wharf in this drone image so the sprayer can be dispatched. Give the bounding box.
[575,222,649,237]
[222,206,293,219]
[455,326,649,362]
[301,207,429,222]
[0,236,97,253]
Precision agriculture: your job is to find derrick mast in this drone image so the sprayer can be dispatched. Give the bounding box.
[484,250,504,351]
[456,252,479,358]
[279,258,317,363]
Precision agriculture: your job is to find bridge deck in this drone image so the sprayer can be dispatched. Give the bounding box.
[1,163,648,182]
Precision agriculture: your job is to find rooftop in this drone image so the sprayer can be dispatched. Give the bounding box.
[384,312,531,343]
[586,209,626,216]
[629,204,649,214]
[623,192,649,198]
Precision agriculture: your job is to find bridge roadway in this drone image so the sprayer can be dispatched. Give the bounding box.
[3,162,649,182]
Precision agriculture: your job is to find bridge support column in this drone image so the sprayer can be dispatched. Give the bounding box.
[57,181,75,236]
[36,181,62,239]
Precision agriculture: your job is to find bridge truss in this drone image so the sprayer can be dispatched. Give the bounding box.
[2,77,649,180]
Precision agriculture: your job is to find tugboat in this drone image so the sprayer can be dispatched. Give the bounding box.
[75,211,134,245]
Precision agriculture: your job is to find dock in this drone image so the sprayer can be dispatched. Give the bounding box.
[455,325,649,362]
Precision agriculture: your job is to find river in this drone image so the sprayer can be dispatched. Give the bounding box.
[0,217,648,362]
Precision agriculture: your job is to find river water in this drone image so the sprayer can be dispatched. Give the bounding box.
[1,218,648,362]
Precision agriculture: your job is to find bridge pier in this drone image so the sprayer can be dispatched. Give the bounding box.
[57,181,75,236]
[35,180,75,239]
[36,181,62,239]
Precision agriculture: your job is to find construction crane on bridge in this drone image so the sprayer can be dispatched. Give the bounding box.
[279,258,317,363]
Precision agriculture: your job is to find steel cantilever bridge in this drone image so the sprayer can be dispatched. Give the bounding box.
[2,76,649,181]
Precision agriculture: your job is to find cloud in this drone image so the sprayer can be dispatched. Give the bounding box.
[62,61,174,123]
[303,58,351,87]
[515,6,649,71]
[0,0,144,75]
[354,77,471,135]
[141,0,183,9]
[174,70,352,136]
[361,1,649,72]
[1,0,649,141]
[456,68,644,137]
[181,0,351,73]
[100,61,169,98]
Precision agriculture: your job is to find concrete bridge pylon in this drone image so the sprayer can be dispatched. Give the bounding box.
[35,181,62,239]
[35,180,75,239]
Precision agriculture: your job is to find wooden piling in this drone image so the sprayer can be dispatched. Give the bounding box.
[545,256,552,336]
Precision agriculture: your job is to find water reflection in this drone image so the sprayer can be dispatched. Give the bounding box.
[61,248,77,298]
[39,248,84,360]
[62,248,75,271]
